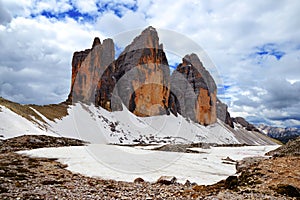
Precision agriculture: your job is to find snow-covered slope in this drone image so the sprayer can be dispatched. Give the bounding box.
[0,105,56,138]
[0,103,277,145]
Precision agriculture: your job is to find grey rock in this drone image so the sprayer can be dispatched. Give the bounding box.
[216,98,234,128]
[233,117,260,132]
[169,53,217,125]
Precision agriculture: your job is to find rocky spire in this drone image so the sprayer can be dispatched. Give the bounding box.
[122,26,161,53]
[216,98,234,128]
[67,26,219,126]
[169,53,217,125]
[95,26,170,116]
[92,37,101,48]
[67,37,115,103]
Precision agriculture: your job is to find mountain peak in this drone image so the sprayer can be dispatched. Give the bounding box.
[92,37,101,48]
[123,26,160,54]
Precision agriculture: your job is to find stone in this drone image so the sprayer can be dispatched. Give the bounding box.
[233,117,260,132]
[224,176,238,189]
[67,49,90,103]
[67,37,115,103]
[156,176,177,185]
[266,136,300,157]
[92,37,101,48]
[184,180,191,187]
[95,26,170,116]
[274,184,300,197]
[67,27,219,125]
[236,156,266,173]
[170,53,217,125]
[133,177,145,183]
[216,98,234,128]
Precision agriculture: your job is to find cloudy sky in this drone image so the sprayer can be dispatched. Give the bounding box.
[0,0,300,127]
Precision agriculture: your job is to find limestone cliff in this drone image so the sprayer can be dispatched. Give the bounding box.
[170,54,217,125]
[216,98,234,128]
[67,37,115,103]
[67,49,90,103]
[68,27,220,126]
[95,26,170,117]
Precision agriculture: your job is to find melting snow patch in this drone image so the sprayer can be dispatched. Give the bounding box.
[20,144,279,185]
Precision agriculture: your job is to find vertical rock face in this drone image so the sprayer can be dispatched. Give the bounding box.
[67,37,115,103]
[67,49,90,102]
[67,26,219,126]
[216,98,234,128]
[170,54,217,125]
[95,26,170,117]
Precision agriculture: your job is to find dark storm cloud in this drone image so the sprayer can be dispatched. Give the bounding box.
[263,79,300,109]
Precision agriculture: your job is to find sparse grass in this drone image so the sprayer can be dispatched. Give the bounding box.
[0,97,46,125]
[0,97,69,125]
[30,103,69,121]
[268,136,283,145]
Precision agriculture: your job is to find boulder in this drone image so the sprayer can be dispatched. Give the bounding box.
[156,176,177,185]
[133,177,145,183]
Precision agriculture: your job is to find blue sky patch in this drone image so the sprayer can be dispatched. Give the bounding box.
[115,45,124,58]
[96,1,138,18]
[217,84,231,95]
[169,62,179,70]
[32,9,95,22]
[30,1,139,21]
[223,85,231,90]
[255,43,286,60]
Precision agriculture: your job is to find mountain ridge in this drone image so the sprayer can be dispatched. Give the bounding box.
[0,26,279,146]
[258,124,300,144]
[68,26,219,125]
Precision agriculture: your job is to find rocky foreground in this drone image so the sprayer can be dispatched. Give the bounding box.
[0,135,299,199]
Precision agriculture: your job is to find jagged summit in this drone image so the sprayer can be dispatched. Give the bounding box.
[169,53,217,125]
[0,27,280,146]
[122,26,163,55]
[92,37,101,48]
[95,26,170,117]
[67,37,115,103]
[182,53,216,94]
[67,26,229,126]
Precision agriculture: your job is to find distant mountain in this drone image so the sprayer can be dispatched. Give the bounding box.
[258,124,300,144]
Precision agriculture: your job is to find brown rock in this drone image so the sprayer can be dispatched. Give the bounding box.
[274,184,300,197]
[68,37,115,103]
[170,53,217,125]
[133,177,145,183]
[92,37,101,48]
[95,26,170,116]
[224,176,238,189]
[156,176,177,185]
[67,27,219,125]
[67,49,90,102]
